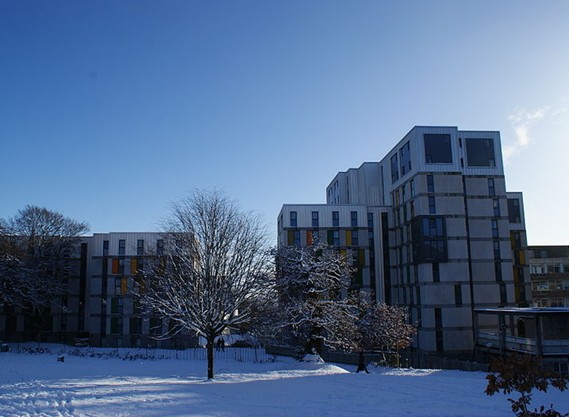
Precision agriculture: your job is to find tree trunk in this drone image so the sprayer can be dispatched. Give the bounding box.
[206,334,215,379]
[356,350,369,373]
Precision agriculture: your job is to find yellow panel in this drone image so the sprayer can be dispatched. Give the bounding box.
[121,277,128,295]
[131,258,138,274]
[346,230,352,246]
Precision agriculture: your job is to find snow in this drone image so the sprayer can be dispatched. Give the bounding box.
[1,346,568,417]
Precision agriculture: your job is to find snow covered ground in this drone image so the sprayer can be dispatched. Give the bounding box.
[1,346,568,417]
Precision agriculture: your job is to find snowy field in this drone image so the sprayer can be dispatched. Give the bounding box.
[1,347,568,417]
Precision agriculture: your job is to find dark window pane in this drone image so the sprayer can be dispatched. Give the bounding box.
[508,198,522,223]
[465,138,495,167]
[391,153,399,183]
[399,141,411,176]
[424,134,452,164]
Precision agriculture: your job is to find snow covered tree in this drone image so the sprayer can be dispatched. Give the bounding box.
[0,205,89,312]
[346,293,416,372]
[273,243,355,356]
[136,189,272,379]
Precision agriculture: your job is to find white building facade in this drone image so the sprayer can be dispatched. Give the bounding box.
[278,126,530,355]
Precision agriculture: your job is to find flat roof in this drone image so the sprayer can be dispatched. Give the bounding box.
[475,307,569,315]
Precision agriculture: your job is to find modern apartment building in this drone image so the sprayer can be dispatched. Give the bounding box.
[0,232,197,348]
[278,126,530,355]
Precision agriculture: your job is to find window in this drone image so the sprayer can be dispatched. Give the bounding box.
[495,262,502,282]
[491,220,499,238]
[424,133,452,163]
[290,211,297,227]
[410,179,415,198]
[435,308,443,352]
[399,141,411,176]
[455,284,462,306]
[433,262,440,282]
[499,283,507,305]
[493,240,501,260]
[465,138,496,167]
[103,240,109,257]
[311,211,319,228]
[156,239,164,256]
[332,211,339,227]
[293,230,300,247]
[427,174,434,193]
[352,230,359,246]
[333,230,340,246]
[391,153,399,183]
[118,239,126,256]
[367,212,373,229]
[351,211,358,227]
[488,178,495,196]
[428,196,436,214]
[137,239,144,256]
[508,198,521,223]
[493,199,500,217]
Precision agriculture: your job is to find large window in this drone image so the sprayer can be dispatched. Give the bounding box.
[399,141,411,176]
[332,211,339,227]
[411,216,448,263]
[351,211,358,227]
[118,239,126,256]
[465,138,495,167]
[391,153,399,183]
[290,211,297,227]
[508,198,521,223]
[424,133,452,164]
[311,211,319,228]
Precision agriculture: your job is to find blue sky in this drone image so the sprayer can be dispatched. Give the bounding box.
[1,0,568,245]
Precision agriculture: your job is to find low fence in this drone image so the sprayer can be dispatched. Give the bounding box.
[8,343,275,363]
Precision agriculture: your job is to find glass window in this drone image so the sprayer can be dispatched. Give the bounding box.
[427,174,434,193]
[495,262,502,282]
[137,239,144,256]
[391,153,399,183]
[351,211,358,227]
[429,196,436,214]
[488,178,495,196]
[399,141,411,176]
[332,211,339,227]
[352,230,359,246]
[465,138,496,167]
[367,212,373,229]
[333,230,340,246]
[118,239,126,256]
[491,220,499,238]
[455,284,462,306]
[493,240,501,260]
[103,240,109,257]
[311,211,319,228]
[290,211,297,227]
[156,239,164,256]
[508,198,521,223]
[493,199,500,217]
[433,263,440,282]
[424,133,452,163]
[410,179,415,197]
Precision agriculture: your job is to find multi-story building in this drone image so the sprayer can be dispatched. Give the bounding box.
[0,232,197,348]
[278,126,530,355]
[528,246,569,307]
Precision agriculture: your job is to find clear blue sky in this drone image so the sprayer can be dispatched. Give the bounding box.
[1,0,568,245]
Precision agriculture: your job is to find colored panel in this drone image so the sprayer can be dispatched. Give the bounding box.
[306,231,313,246]
[358,249,366,265]
[288,230,295,246]
[121,277,128,295]
[346,230,352,246]
[131,258,138,274]
[112,258,119,275]
[327,230,334,245]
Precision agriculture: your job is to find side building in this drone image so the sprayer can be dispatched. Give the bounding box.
[278,126,531,355]
[528,246,569,307]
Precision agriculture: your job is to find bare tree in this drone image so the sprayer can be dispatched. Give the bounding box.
[0,206,89,340]
[273,243,355,356]
[136,190,272,379]
[0,205,89,311]
[347,293,416,372]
